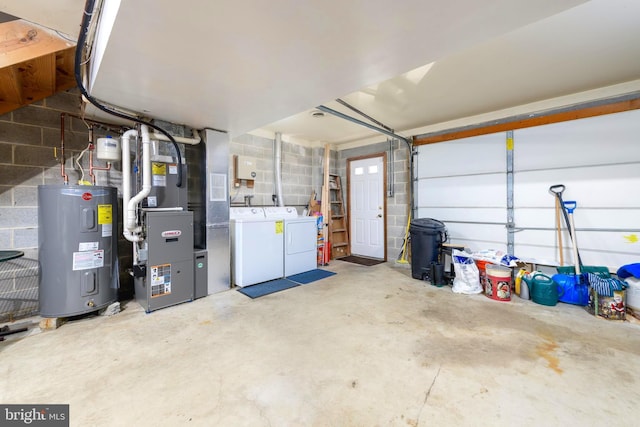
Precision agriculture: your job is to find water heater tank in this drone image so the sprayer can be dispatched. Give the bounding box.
[38,185,119,317]
[96,136,121,161]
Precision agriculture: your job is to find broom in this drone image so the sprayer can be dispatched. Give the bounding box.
[396,212,411,264]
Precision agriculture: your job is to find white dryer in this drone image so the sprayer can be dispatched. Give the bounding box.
[264,207,317,277]
[230,207,284,287]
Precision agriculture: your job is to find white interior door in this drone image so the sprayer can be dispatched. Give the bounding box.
[349,156,385,259]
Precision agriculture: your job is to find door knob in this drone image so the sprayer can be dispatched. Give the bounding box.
[377,214,382,218]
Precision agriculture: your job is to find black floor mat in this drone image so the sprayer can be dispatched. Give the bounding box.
[338,255,385,266]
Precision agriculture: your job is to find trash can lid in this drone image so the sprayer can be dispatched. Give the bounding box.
[0,250,25,262]
[410,218,445,230]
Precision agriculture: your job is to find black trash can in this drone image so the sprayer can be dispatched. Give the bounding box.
[410,218,447,280]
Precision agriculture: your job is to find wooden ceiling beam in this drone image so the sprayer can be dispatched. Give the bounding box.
[55,47,77,91]
[0,66,23,104]
[413,97,640,146]
[0,20,76,115]
[0,19,73,67]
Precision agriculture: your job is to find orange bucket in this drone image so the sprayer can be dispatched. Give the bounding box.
[475,260,491,295]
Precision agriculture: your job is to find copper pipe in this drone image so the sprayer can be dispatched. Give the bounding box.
[88,125,95,184]
[60,113,68,184]
[60,113,122,185]
[64,112,124,133]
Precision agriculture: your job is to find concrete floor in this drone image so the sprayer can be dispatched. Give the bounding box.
[1,261,639,426]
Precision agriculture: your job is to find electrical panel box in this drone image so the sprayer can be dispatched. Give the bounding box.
[236,156,257,180]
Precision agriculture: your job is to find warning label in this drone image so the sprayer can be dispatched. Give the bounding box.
[98,204,112,225]
[275,220,283,234]
[102,223,113,237]
[150,264,171,297]
[152,162,166,175]
[78,241,99,252]
[152,175,167,187]
[72,250,104,271]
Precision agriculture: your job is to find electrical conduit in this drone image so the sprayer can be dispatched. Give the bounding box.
[274,132,284,207]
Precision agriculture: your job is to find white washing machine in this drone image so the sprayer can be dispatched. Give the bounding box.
[264,207,317,277]
[230,207,284,287]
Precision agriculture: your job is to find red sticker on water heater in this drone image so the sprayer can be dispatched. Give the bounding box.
[82,192,93,201]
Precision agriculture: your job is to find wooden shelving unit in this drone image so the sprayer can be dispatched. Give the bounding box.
[328,173,350,259]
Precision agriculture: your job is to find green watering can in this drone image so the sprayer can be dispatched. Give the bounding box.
[522,273,564,306]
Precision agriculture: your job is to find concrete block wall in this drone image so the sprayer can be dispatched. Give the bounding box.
[0,89,121,256]
[230,134,315,210]
[337,140,411,260]
[0,89,126,314]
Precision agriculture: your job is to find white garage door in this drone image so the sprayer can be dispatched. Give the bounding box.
[415,109,640,270]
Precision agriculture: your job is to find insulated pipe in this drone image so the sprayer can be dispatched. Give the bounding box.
[274,132,284,207]
[151,128,201,145]
[127,125,152,232]
[120,129,143,242]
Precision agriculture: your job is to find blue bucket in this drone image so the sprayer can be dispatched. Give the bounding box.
[552,274,589,306]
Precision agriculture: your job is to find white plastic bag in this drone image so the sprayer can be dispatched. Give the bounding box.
[452,249,482,294]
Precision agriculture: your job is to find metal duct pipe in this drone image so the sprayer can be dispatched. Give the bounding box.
[388,139,395,198]
[274,132,284,206]
[151,128,201,145]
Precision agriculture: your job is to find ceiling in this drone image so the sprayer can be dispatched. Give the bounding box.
[3,0,640,147]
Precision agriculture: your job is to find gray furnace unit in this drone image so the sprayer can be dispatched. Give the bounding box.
[38,185,119,317]
[134,210,194,312]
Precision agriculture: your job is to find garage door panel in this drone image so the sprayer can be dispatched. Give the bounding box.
[513,164,640,208]
[514,109,640,171]
[513,243,559,265]
[443,223,506,251]
[417,207,505,224]
[416,133,505,178]
[515,243,638,270]
[417,174,506,208]
[514,207,639,229]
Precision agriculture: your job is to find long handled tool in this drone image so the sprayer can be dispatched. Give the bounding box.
[563,200,581,275]
[549,184,582,266]
[555,197,564,266]
[396,212,411,265]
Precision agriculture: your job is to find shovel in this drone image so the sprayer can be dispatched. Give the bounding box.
[549,184,583,266]
[563,200,581,275]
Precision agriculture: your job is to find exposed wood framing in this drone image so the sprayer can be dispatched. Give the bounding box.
[413,96,640,146]
[0,19,76,115]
